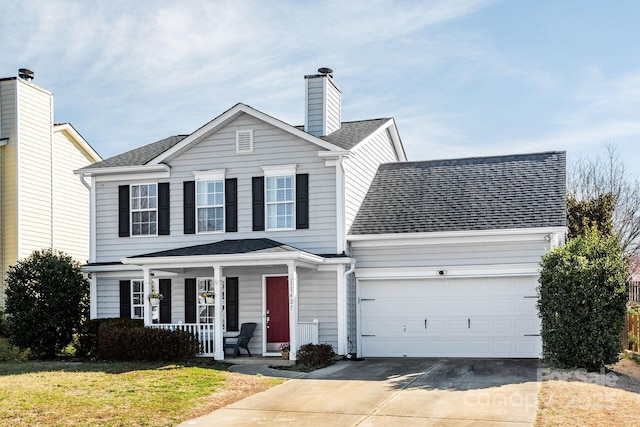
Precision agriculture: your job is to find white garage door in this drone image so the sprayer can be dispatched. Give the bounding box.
[360,277,542,358]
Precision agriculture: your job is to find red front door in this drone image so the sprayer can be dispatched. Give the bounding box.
[266,276,290,344]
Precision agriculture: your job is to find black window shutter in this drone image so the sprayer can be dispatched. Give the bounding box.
[185,278,196,323]
[183,181,195,234]
[159,279,172,324]
[225,178,238,232]
[296,173,309,229]
[118,185,130,237]
[252,176,265,231]
[158,182,170,235]
[119,280,131,318]
[226,277,239,332]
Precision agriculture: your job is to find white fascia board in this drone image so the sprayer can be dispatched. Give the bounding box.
[348,227,568,248]
[356,263,540,280]
[122,251,325,268]
[81,165,171,183]
[149,103,341,165]
[81,264,143,273]
[318,150,350,160]
[54,123,102,162]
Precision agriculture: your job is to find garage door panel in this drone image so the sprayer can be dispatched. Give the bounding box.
[360,277,542,358]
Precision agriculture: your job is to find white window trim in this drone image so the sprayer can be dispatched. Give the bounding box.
[236,129,254,154]
[262,164,297,177]
[131,279,144,319]
[194,170,226,234]
[130,183,158,237]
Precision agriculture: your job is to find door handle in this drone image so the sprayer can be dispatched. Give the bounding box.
[468,318,471,329]
[425,319,427,329]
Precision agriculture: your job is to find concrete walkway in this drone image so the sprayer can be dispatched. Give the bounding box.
[178,358,540,426]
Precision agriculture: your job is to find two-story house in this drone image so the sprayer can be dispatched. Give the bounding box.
[78,69,566,361]
[0,70,101,306]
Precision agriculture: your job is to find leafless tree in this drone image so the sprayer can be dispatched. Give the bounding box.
[568,145,640,255]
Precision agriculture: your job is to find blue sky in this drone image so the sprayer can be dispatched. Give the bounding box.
[2,0,639,176]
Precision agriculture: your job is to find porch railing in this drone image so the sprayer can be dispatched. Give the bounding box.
[298,319,319,346]
[150,323,215,356]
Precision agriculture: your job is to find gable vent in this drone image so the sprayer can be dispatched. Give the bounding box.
[236,130,254,154]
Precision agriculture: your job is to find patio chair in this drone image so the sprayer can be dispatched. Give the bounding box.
[223,322,257,357]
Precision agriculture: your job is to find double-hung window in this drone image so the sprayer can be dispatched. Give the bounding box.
[131,184,157,236]
[192,170,226,234]
[196,180,224,233]
[263,165,296,230]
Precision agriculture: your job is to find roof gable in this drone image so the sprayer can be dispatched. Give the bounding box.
[349,151,566,235]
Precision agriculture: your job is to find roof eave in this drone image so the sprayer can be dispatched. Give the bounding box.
[74,163,171,177]
[121,250,326,268]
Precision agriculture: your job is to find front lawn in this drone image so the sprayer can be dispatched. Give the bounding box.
[0,360,282,426]
[536,357,640,426]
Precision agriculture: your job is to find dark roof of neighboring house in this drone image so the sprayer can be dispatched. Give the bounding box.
[129,238,317,258]
[349,151,566,235]
[85,118,390,170]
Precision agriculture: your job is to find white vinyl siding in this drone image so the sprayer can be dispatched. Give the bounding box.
[94,114,338,261]
[352,240,551,270]
[344,126,399,234]
[196,180,224,233]
[305,76,341,137]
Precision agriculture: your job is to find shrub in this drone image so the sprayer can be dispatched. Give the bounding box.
[538,227,629,371]
[0,310,7,337]
[0,337,30,362]
[95,319,198,361]
[4,249,89,357]
[296,343,336,370]
[76,318,143,358]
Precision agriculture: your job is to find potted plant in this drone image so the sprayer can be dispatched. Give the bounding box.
[279,342,290,360]
[148,291,163,306]
[202,292,214,304]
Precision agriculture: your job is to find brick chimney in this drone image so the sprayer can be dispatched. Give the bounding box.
[304,67,341,137]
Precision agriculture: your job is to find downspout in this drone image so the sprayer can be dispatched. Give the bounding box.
[337,259,356,356]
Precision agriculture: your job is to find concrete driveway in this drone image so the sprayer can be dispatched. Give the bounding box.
[178,358,540,426]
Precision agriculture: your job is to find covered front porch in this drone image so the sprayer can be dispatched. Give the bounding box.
[108,239,351,360]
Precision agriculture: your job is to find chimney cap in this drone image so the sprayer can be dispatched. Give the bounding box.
[18,68,34,81]
[318,67,333,75]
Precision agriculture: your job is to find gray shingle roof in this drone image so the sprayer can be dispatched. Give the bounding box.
[85,118,389,170]
[295,118,391,150]
[130,238,313,258]
[349,151,566,235]
[84,135,189,169]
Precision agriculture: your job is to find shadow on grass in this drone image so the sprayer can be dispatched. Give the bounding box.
[0,358,231,376]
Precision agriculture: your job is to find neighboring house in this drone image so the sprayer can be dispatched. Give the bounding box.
[78,69,566,360]
[0,70,102,306]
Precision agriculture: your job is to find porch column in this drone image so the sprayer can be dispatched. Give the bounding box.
[89,274,97,319]
[142,267,152,326]
[288,262,299,360]
[213,265,224,360]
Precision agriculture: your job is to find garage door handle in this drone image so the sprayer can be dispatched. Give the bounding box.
[468,318,471,329]
[424,319,427,329]
[361,334,376,337]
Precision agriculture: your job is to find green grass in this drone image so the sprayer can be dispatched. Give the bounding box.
[0,360,281,426]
